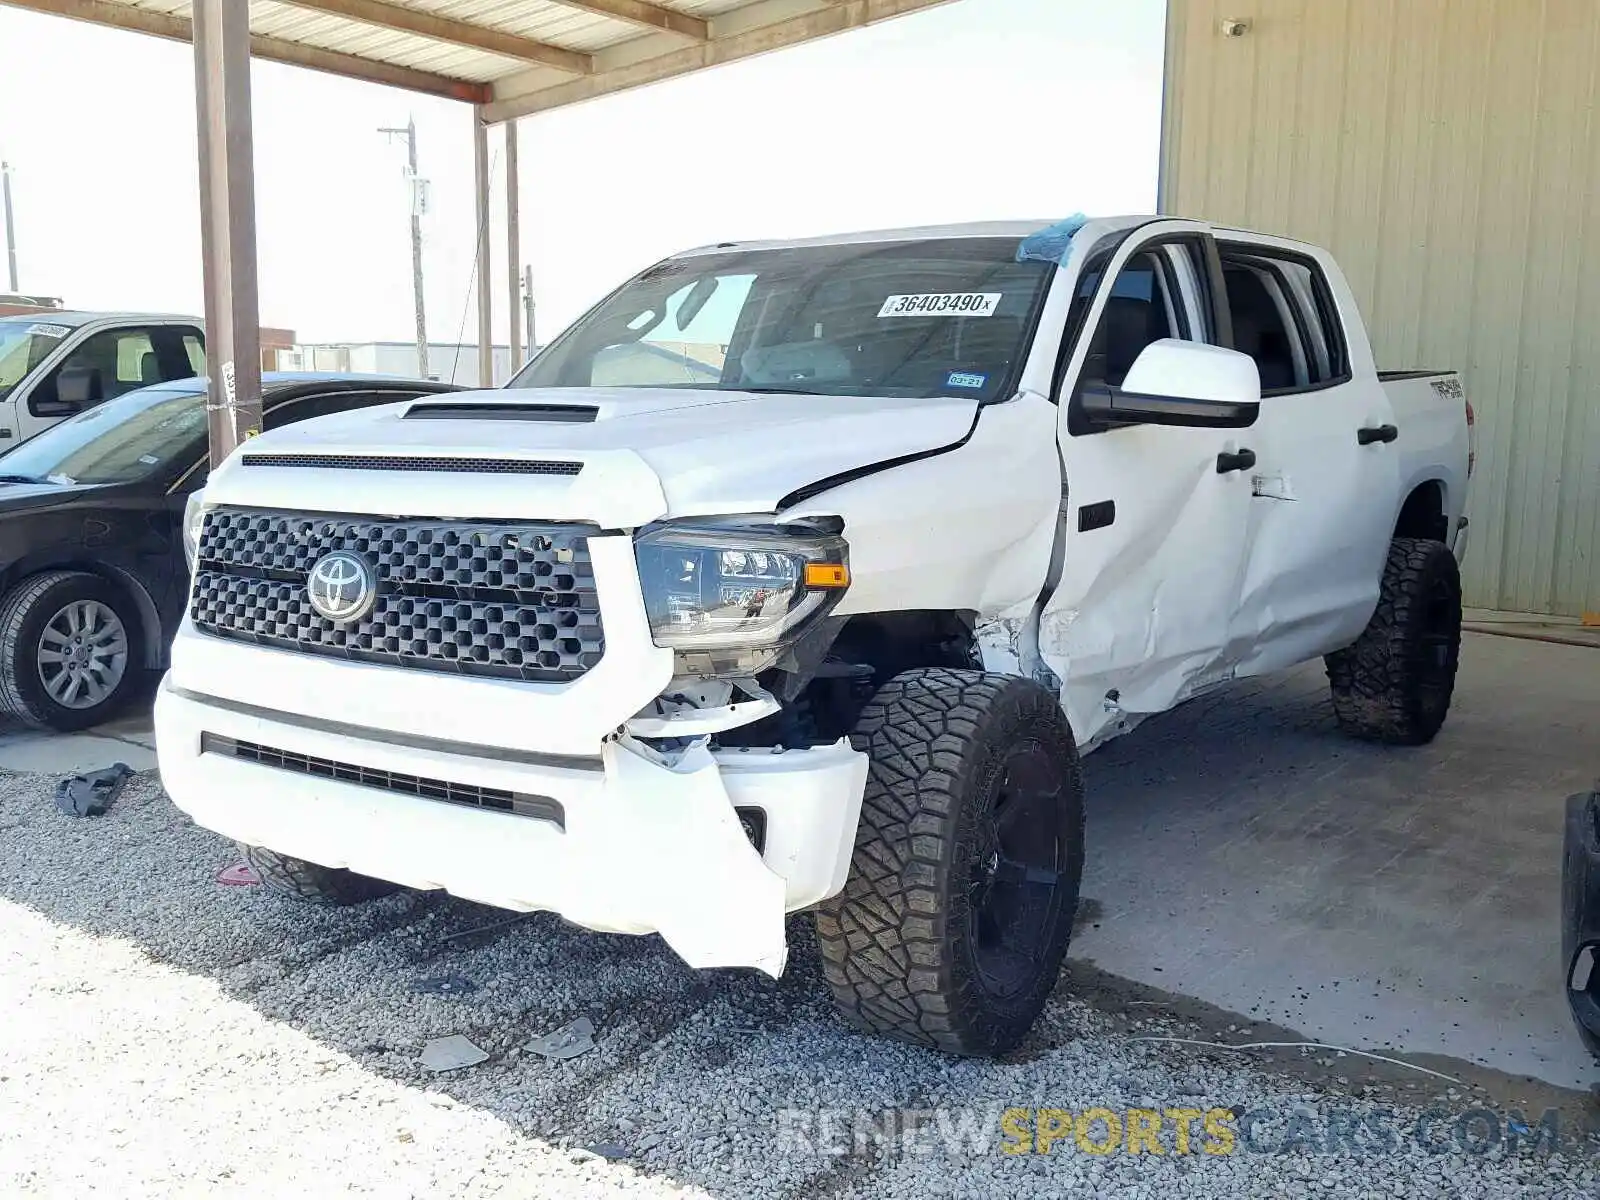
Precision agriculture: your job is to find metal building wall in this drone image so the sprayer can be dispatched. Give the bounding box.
[1161,0,1600,617]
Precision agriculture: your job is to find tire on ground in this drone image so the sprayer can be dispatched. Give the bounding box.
[244,844,400,905]
[0,569,144,732]
[1325,536,1463,746]
[814,667,1085,1057]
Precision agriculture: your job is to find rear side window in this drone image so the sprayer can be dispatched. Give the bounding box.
[1217,246,1351,393]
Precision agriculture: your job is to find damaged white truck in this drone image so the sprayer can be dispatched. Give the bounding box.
[158,216,1472,1056]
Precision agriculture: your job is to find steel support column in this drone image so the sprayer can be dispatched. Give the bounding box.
[473,107,494,388]
[193,0,262,465]
[504,120,522,371]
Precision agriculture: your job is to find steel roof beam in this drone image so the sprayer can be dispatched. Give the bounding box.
[3,0,491,101]
[543,0,707,41]
[272,0,593,73]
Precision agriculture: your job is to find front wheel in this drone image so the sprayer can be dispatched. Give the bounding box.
[1325,537,1462,745]
[0,570,143,731]
[814,668,1085,1057]
[244,845,400,906]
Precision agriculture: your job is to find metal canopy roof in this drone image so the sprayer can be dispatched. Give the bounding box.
[8,0,954,120]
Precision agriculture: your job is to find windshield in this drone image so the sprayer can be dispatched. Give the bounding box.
[0,382,206,485]
[512,237,1053,402]
[0,318,76,402]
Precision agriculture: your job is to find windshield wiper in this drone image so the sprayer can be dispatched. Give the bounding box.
[0,473,41,484]
[736,384,826,396]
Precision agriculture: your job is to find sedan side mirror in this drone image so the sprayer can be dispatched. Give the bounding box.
[1082,339,1261,429]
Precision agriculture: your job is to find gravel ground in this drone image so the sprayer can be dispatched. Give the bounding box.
[1,769,1597,1198]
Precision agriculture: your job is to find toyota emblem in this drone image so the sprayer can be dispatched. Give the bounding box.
[306,550,377,623]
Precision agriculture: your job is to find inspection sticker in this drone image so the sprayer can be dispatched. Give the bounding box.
[878,292,1002,318]
[26,323,71,339]
[945,371,988,389]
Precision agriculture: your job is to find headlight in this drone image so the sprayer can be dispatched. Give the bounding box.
[634,516,849,676]
[182,490,207,574]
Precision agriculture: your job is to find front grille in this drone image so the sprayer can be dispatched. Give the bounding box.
[200,733,564,827]
[241,453,582,476]
[190,507,604,682]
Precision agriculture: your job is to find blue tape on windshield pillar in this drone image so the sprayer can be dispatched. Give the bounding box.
[1016,214,1090,266]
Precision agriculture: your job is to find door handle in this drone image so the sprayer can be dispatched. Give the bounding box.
[1216,448,1257,474]
[1358,424,1399,445]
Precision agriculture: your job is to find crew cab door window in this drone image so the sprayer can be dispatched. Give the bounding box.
[1075,250,1189,390]
[30,325,201,417]
[1217,251,1351,393]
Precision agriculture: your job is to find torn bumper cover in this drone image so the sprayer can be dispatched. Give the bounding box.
[155,680,867,977]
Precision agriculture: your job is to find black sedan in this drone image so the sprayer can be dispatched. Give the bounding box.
[0,372,458,730]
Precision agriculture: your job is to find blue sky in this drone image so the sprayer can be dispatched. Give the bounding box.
[0,0,1166,344]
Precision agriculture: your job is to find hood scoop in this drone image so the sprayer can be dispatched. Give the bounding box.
[241,453,582,476]
[403,400,599,423]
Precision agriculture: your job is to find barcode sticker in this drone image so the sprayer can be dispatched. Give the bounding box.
[877,293,1002,318]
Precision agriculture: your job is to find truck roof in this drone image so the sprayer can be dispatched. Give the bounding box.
[0,311,203,327]
[672,217,1149,258]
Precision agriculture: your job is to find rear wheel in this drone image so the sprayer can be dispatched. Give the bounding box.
[244,845,400,906]
[1325,537,1462,745]
[814,668,1085,1056]
[0,570,142,731]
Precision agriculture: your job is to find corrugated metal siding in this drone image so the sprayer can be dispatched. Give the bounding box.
[1163,0,1600,617]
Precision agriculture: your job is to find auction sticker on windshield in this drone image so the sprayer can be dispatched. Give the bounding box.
[26,323,71,339]
[878,293,1002,318]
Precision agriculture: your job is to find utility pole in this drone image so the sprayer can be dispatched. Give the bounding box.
[379,118,429,379]
[522,265,536,357]
[2,162,18,293]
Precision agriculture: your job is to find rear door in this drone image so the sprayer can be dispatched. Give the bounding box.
[1041,222,1259,748]
[1215,237,1401,673]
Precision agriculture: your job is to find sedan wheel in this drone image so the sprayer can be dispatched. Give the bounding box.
[38,599,130,710]
[0,571,144,731]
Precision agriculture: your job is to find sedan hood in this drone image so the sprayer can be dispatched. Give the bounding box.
[203,387,980,528]
[0,479,102,513]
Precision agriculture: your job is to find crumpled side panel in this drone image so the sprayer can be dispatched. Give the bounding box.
[1040,432,1252,750]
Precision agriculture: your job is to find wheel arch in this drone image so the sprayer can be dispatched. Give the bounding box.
[0,557,164,669]
[1394,479,1449,543]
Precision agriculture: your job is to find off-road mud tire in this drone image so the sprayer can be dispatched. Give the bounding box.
[814,668,1085,1057]
[1325,537,1462,745]
[243,844,400,905]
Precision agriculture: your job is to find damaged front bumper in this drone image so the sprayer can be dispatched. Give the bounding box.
[155,679,867,977]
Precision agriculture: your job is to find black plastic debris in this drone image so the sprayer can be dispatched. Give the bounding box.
[411,974,478,996]
[526,1015,596,1061]
[54,762,135,818]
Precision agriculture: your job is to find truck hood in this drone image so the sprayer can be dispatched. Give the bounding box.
[203,386,980,527]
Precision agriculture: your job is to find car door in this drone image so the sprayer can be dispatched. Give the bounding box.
[1215,238,1401,674]
[1039,223,1260,748]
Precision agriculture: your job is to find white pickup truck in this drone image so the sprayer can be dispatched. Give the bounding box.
[158,216,1472,1056]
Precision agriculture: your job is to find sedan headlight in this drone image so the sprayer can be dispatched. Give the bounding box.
[634,517,849,676]
[182,490,207,574]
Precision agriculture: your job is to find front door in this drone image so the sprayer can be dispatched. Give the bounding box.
[1040,223,1260,748]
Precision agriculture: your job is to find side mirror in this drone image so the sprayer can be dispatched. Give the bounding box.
[37,365,102,416]
[1082,339,1261,429]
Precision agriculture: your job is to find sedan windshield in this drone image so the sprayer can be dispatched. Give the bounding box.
[0,317,75,402]
[512,237,1052,402]
[0,382,205,486]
